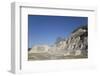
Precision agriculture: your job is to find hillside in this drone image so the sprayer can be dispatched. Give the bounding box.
[28,26,88,60]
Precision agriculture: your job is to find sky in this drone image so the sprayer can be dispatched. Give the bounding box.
[28,15,88,48]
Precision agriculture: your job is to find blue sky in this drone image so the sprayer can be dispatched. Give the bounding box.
[28,15,88,48]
